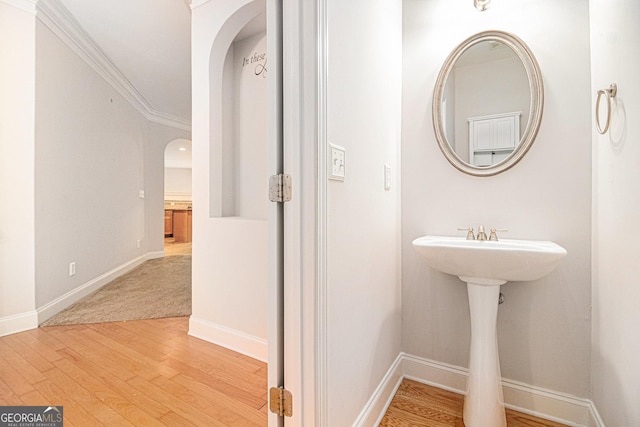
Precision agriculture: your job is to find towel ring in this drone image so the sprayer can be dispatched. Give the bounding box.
[596,83,617,134]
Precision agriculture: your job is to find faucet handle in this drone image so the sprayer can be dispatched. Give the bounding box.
[457,227,475,240]
[489,228,508,241]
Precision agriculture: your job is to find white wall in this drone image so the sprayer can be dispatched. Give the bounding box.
[0,2,37,334]
[232,32,267,219]
[190,0,268,361]
[590,0,640,425]
[326,0,402,424]
[34,20,148,308]
[33,20,191,319]
[402,0,592,398]
[164,167,193,199]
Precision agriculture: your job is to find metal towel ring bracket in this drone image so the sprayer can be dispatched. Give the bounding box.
[596,83,618,134]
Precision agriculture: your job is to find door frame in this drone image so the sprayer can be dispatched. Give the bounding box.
[274,0,328,425]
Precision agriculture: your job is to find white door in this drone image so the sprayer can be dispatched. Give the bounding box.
[267,0,285,425]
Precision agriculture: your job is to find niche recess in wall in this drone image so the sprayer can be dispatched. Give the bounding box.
[217,14,267,219]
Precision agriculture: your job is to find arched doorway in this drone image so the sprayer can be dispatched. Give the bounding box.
[164,138,192,256]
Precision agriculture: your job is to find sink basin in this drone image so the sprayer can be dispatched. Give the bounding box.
[412,235,567,427]
[412,235,567,285]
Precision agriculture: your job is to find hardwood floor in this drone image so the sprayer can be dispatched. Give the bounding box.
[164,237,192,256]
[379,379,568,427]
[0,317,267,426]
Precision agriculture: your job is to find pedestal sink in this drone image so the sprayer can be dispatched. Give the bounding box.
[412,235,567,427]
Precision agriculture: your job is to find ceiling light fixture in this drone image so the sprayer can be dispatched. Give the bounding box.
[178,147,187,151]
[474,0,490,11]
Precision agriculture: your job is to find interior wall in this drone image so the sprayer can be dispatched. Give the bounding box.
[190,0,268,361]
[231,32,267,219]
[164,167,193,199]
[590,0,640,425]
[34,20,149,308]
[0,2,37,334]
[326,0,402,424]
[402,0,592,398]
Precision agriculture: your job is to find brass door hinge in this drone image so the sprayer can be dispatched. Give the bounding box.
[269,386,293,417]
[269,174,292,203]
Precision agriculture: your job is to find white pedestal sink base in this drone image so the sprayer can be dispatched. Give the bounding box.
[463,282,506,427]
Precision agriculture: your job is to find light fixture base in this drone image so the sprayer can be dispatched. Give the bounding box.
[474,0,490,11]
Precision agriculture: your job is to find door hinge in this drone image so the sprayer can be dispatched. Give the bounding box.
[269,386,293,417]
[269,174,292,203]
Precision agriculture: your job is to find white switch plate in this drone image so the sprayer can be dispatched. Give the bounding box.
[329,143,345,181]
[384,165,392,190]
[69,262,76,276]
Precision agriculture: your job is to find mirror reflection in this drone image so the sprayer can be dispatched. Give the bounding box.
[432,30,544,177]
[442,41,530,166]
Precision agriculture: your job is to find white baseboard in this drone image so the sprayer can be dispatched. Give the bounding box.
[37,251,164,325]
[0,310,38,337]
[355,352,605,427]
[353,353,404,427]
[188,316,268,363]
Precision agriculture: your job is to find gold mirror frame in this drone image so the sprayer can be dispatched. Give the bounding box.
[432,30,544,176]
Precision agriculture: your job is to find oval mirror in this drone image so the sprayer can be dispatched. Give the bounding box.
[432,30,544,176]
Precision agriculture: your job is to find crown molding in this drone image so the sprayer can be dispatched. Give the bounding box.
[35,0,192,132]
[0,0,36,14]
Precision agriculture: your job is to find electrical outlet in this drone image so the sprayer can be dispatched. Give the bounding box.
[139,190,145,199]
[329,143,345,181]
[69,262,76,276]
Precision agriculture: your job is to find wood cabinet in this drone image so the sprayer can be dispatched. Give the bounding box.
[172,210,192,243]
[164,210,173,237]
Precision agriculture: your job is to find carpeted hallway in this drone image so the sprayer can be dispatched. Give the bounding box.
[41,243,191,326]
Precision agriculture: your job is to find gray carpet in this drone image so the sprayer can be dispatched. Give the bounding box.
[41,255,191,326]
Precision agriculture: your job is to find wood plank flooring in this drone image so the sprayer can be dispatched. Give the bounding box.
[0,317,266,426]
[2,317,570,426]
[164,238,192,256]
[379,379,568,427]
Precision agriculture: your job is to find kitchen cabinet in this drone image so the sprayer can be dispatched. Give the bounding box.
[172,210,192,243]
[164,210,173,237]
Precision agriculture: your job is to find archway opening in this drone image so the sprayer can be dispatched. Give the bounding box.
[164,138,192,256]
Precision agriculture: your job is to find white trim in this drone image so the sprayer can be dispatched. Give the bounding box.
[315,0,329,424]
[37,251,163,324]
[35,0,191,131]
[0,311,38,338]
[353,353,404,427]
[357,353,605,427]
[0,0,36,14]
[188,316,268,363]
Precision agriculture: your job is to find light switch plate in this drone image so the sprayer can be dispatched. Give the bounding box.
[329,143,346,181]
[384,165,392,190]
